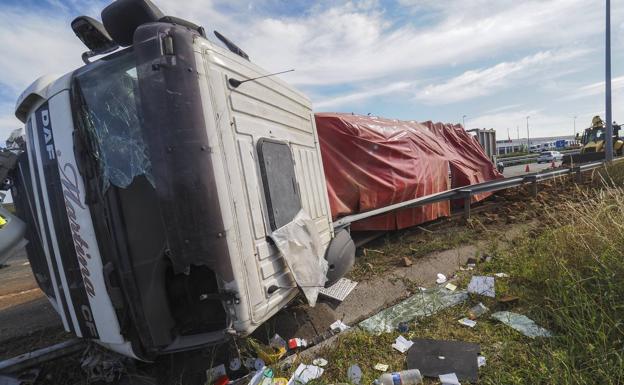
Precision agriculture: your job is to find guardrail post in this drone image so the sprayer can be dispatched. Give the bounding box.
[459,189,472,219]
[524,175,538,197]
[573,167,582,183]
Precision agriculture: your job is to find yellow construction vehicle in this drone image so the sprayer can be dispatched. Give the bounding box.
[563,116,624,164]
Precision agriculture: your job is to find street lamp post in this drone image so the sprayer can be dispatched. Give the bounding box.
[526,116,530,152]
[462,115,467,128]
[605,0,614,161]
[573,116,577,143]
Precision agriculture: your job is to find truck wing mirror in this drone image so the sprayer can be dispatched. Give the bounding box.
[71,16,119,63]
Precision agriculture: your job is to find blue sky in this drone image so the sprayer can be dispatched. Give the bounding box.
[1,0,624,141]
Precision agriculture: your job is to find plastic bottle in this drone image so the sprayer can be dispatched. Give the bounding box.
[376,369,422,385]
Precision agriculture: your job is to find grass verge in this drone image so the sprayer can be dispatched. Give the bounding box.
[308,167,624,384]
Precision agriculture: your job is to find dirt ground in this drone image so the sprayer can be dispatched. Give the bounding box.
[0,174,583,383]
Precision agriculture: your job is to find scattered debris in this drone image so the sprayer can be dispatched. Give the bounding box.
[347,364,362,384]
[436,273,447,284]
[330,320,350,333]
[270,334,287,350]
[287,338,308,350]
[206,364,227,384]
[287,364,324,385]
[457,318,476,328]
[439,372,461,385]
[468,303,489,320]
[319,278,358,302]
[444,283,457,292]
[467,276,495,298]
[459,266,474,271]
[466,257,477,268]
[249,339,286,364]
[494,272,509,278]
[255,359,266,371]
[377,369,422,385]
[477,356,486,368]
[392,335,414,353]
[491,311,553,338]
[406,339,480,382]
[229,357,242,371]
[359,287,468,333]
[498,294,520,305]
[80,344,126,383]
[374,363,389,372]
[402,257,413,267]
[397,321,409,333]
[272,379,288,385]
[312,358,328,367]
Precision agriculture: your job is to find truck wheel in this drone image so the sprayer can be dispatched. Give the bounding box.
[324,228,355,287]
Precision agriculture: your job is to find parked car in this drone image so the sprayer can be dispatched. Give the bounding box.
[537,151,563,163]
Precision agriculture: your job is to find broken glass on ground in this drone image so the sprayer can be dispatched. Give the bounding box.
[467,276,495,298]
[359,287,468,334]
[491,311,553,338]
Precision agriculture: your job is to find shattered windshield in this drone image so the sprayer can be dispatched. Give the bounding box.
[72,50,153,192]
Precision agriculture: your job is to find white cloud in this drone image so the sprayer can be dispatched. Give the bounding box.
[414,50,587,104]
[314,81,411,110]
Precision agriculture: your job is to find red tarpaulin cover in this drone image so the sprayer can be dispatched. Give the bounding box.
[315,113,502,231]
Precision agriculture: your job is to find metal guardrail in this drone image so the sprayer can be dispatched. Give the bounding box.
[333,159,616,229]
[500,149,580,166]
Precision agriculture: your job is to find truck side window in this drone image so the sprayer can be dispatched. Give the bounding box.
[257,139,301,230]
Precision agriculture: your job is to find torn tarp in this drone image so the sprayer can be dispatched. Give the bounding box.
[271,210,328,306]
[359,287,468,333]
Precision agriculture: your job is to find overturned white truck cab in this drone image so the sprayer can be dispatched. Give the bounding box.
[9,0,354,359]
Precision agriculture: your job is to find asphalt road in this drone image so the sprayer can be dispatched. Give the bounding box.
[503,160,562,177]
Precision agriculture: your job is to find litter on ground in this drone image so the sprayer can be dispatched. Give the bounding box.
[359,287,468,333]
[406,339,480,382]
[347,364,363,384]
[458,318,476,328]
[494,272,509,278]
[491,311,553,338]
[468,303,489,319]
[287,364,324,385]
[477,356,486,367]
[206,364,227,383]
[312,358,328,367]
[392,335,414,353]
[439,372,461,385]
[319,278,358,302]
[467,276,495,297]
[374,363,389,372]
[436,273,448,284]
[330,320,350,333]
[445,283,457,291]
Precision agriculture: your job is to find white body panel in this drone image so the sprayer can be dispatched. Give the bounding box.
[195,39,333,330]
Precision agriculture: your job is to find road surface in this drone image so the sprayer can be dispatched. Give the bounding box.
[503,160,561,177]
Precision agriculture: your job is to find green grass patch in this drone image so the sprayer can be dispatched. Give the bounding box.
[315,165,624,384]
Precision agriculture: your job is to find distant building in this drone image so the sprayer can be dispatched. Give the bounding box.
[495,135,577,155]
